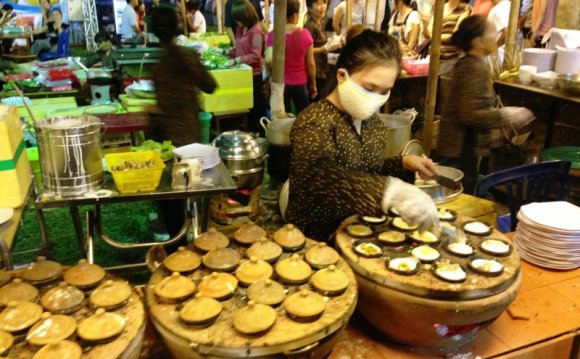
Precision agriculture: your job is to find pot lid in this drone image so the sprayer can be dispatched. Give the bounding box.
[233,300,276,335]
[179,294,223,325]
[77,308,126,342]
[0,301,43,333]
[163,247,202,273]
[284,290,326,319]
[234,222,267,245]
[198,272,238,300]
[310,265,349,294]
[275,254,312,283]
[26,313,77,346]
[18,257,63,284]
[247,239,283,263]
[63,260,105,288]
[31,340,82,359]
[246,279,286,306]
[193,228,230,252]
[89,280,133,309]
[40,282,84,313]
[154,273,196,301]
[273,224,306,250]
[0,329,13,355]
[235,257,273,285]
[0,279,40,306]
[213,131,267,160]
[305,242,339,268]
[0,271,11,288]
[202,248,241,271]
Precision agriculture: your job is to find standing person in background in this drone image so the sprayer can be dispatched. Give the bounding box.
[437,16,534,194]
[387,0,421,56]
[231,0,265,133]
[121,0,141,40]
[304,0,330,100]
[423,0,471,61]
[136,1,146,31]
[265,0,317,115]
[39,0,54,26]
[472,0,493,16]
[185,0,206,33]
[148,5,217,239]
[333,0,365,35]
[531,0,558,47]
[0,4,16,54]
[225,0,263,45]
[487,0,510,60]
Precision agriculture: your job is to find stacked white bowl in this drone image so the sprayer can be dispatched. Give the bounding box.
[554,46,580,75]
[522,48,557,73]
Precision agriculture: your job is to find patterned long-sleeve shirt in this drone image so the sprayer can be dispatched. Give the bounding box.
[438,54,505,158]
[286,99,413,241]
[149,44,217,147]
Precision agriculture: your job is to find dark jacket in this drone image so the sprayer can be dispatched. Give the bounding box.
[438,54,505,158]
[149,44,217,147]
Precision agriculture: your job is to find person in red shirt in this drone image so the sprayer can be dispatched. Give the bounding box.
[232,0,265,133]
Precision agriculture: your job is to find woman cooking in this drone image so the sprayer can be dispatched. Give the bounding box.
[286,30,439,242]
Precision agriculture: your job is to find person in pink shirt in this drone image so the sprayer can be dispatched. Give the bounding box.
[232,0,266,133]
[531,0,559,47]
[472,0,493,16]
[266,0,317,115]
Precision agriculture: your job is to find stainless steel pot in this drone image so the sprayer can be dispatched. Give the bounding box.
[212,131,267,160]
[213,131,268,189]
[231,167,265,189]
[415,165,464,204]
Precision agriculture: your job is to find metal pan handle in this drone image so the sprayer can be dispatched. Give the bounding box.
[282,341,319,356]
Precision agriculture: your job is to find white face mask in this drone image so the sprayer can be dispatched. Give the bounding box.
[337,71,390,121]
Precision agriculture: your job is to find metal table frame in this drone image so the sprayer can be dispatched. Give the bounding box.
[34,162,237,269]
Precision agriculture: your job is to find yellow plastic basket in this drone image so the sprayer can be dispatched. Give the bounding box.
[105,151,165,193]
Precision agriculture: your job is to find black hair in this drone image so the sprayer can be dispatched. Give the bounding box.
[287,0,300,20]
[337,29,401,74]
[152,5,178,45]
[396,0,417,11]
[186,0,199,11]
[324,30,401,93]
[94,29,113,44]
[2,4,13,11]
[51,8,62,16]
[451,15,487,52]
[232,0,259,29]
[306,0,327,10]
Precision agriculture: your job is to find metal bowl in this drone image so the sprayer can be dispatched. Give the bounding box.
[558,74,580,96]
[415,166,464,204]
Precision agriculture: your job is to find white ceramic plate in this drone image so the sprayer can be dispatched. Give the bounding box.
[0,208,14,225]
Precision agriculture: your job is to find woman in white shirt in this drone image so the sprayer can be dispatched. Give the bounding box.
[186,0,206,33]
[332,0,365,35]
[387,0,421,56]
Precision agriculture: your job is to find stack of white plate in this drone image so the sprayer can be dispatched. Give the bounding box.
[522,48,557,73]
[173,143,220,170]
[554,46,580,75]
[513,201,580,270]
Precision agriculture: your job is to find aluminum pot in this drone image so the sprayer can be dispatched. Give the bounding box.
[231,167,265,189]
[260,116,295,146]
[415,165,464,204]
[379,113,415,158]
[212,131,267,161]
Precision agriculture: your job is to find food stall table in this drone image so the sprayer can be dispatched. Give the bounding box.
[328,233,580,359]
[0,185,31,269]
[0,30,33,62]
[494,79,580,149]
[33,162,237,270]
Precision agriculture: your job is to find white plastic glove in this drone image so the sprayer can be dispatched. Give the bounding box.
[381,177,440,233]
[500,106,535,128]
